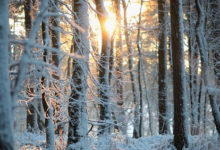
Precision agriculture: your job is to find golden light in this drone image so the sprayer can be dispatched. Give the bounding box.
[104,16,116,35]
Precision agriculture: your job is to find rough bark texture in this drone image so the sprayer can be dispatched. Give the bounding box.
[122,0,140,138]
[170,0,189,149]
[67,0,90,149]
[0,1,14,149]
[94,0,112,136]
[157,0,168,135]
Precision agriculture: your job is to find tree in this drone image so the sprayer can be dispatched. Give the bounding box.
[24,0,41,133]
[195,0,220,135]
[157,0,168,134]
[49,0,63,138]
[0,0,14,149]
[186,0,200,135]
[41,1,55,149]
[94,0,112,136]
[112,0,126,134]
[211,0,220,89]
[209,0,220,136]
[137,0,144,137]
[67,0,90,149]
[122,0,140,138]
[170,0,189,149]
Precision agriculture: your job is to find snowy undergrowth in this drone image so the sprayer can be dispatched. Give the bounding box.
[15,131,66,150]
[15,132,219,150]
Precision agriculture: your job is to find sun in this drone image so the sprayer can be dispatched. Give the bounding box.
[105,15,116,35]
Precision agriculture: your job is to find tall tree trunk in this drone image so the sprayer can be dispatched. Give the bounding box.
[112,0,126,134]
[170,0,189,149]
[157,0,168,134]
[24,0,39,132]
[0,1,14,149]
[137,0,144,137]
[186,0,200,135]
[49,0,63,138]
[195,0,220,135]
[67,0,90,149]
[41,8,55,149]
[122,0,140,138]
[94,0,112,136]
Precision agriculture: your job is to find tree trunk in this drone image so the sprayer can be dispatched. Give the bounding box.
[195,0,220,135]
[41,8,55,149]
[94,0,112,136]
[186,0,200,135]
[49,0,63,139]
[170,0,189,149]
[122,0,140,138]
[24,0,39,132]
[157,0,168,134]
[0,1,14,149]
[67,0,90,149]
[112,0,126,134]
[136,0,144,137]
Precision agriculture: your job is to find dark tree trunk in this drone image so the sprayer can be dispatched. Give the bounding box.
[170,0,189,149]
[67,0,90,149]
[136,0,144,137]
[50,0,60,68]
[157,0,168,135]
[24,0,32,36]
[24,0,39,132]
[109,32,114,84]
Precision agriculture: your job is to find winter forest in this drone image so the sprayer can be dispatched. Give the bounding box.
[0,0,220,149]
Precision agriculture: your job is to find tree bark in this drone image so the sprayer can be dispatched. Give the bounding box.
[0,1,14,149]
[24,0,39,133]
[67,0,90,149]
[94,0,112,136]
[157,0,168,134]
[170,0,189,149]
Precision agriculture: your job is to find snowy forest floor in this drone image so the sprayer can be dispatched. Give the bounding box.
[15,132,220,150]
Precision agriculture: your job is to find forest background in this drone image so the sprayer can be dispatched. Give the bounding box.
[0,0,220,149]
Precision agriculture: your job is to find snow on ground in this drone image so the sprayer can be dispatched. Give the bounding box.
[15,132,220,150]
